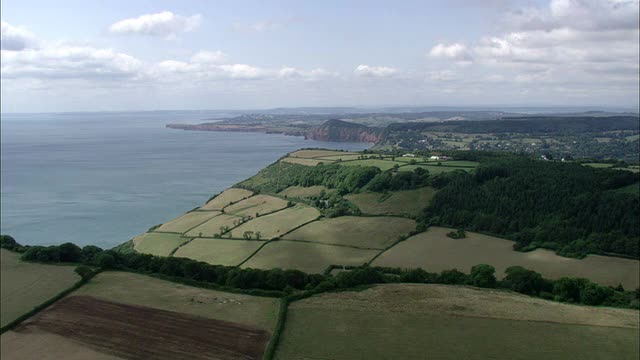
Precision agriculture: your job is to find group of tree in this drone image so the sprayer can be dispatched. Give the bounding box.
[2,235,637,309]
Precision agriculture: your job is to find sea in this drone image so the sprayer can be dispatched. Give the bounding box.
[0,111,370,249]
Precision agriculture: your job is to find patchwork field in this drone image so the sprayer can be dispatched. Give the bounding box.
[338,159,402,171]
[1,249,79,327]
[275,284,639,360]
[224,194,289,217]
[185,214,244,237]
[5,296,270,360]
[241,241,379,273]
[314,154,363,161]
[232,204,320,240]
[278,185,329,199]
[280,157,334,166]
[154,211,220,233]
[132,232,190,256]
[346,187,436,217]
[373,227,640,289]
[283,216,416,249]
[173,238,264,266]
[73,272,279,330]
[200,188,253,210]
[289,149,355,158]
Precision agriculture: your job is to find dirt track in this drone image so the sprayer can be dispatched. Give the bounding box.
[15,296,270,360]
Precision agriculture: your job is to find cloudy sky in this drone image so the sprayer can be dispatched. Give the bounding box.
[1,0,638,112]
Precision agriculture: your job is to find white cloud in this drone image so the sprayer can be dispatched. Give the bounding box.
[429,70,459,82]
[231,21,280,33]
[1,21,38,50]
[278,67,336,80]
[190,50,227,64]
[429,43,471,61]
[108,11,201,38]
[353,64,398,78]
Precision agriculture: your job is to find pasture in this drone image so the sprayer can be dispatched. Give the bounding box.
[275,284,639,360]
[241,241,379,273]
[280,157,334,166]
[231,204,320,240]
[283,216,416,249]
[0,249,79,327]
[314,154,363,161]
[279,185,329,199]
[154,210,220,233]
[185,214,244,237]
[73,271,279,330]
[399,164,472,174]
[173,238,264,266]
[373,227,640,289]
[224,194,289,217]
[338,159,402,171]
[345,187,436,217]
[289,149,355,158]
[200,188,253,210]
[132,232,190,256]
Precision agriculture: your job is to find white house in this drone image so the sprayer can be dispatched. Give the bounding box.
[402,153,416,157]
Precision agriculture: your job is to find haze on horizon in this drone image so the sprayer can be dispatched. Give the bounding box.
[1,0,639,113]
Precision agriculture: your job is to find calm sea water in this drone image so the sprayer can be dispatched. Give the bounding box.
[0,111,369,248]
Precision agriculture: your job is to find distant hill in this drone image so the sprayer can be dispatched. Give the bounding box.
[305,119,383,143]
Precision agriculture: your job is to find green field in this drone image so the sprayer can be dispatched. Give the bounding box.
[0,249,79,327]
[231,204,320,240]
[583,162,615,168]
[224,194,289,217]
[275,284,639,360]
[283,216,415,249]
[184,213,244,237]
[278,185,330,199]
[373,227,640,289]
[173,238,264,266]
[154,210,220,233]
[314,154,363,161]
[241,240,379,273]
[132,232,190,256]
[73,271,279,330]
[280,157,334,166]
[338,159,403,171]
[345,187,436,217]
[200,188,253,210]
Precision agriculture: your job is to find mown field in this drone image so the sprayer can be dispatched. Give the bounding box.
[224,194,289,217]
[154,211,220,233]
[200,188,253,210]
[283,216,416,249]
[275,284,639,360]
[132,232,190,257]
[373,227,640,289]
[0,249,79,327]
[173,238,264,266]
[345,187,436,217]
[280,157,334,166]
[231,204,320,240]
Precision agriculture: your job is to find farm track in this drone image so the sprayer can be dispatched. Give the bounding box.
[16,295,270,360]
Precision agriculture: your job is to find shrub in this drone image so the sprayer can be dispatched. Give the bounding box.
[469,264,497,288]
[95,253,116,269]
[74,265,93,279]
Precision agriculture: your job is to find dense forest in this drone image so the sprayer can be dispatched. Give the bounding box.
[422,156,640,258]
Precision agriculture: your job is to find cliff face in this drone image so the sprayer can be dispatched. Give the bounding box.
[305,119,383,143]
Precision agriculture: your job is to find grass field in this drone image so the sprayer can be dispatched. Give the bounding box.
[583,162,615,168]
[184,213,245,237]
[154,211,220,233]
[0,249,79,327]
[338,159,403,171]
[241,241,379,273]
[346,187,436,217]
[373,227,640,289]
[132,232,190,256]
[289,150,355,158]
[231,204,320,240]
[200,188,253,210]
[74,271,279,330]
[275,284,639,360]
[173,238,264,266]
[314,154,363,161]
[283,216,415,249]
[1,331,120,360]
[278,185,330,198]
[614,183,640,194]
[280,157,334,166]
[224,194,289,217]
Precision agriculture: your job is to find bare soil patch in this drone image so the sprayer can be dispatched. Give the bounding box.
[15,296,270,360]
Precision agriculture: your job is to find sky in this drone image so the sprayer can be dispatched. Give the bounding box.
[1,0,638,112]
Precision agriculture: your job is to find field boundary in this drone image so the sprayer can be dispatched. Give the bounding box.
[237,240,276,267]
[0,268,101,334]
[279,238,383,251]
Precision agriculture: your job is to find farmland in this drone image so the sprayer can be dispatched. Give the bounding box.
[278,185,329,199]
[200,188,253,210]
[231,204,320,240]
[241,241,379,273]
[173,238,264,266]
[345,187,436,217]
[275,284,639,360]
[337,159,402,171]
[224,194,289,217]
[283,216,415,249]
[132,232,190,256]
[0,249,79,327]
[373,227,640,289]
[185,214,244,237]
[154,211,220,233]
